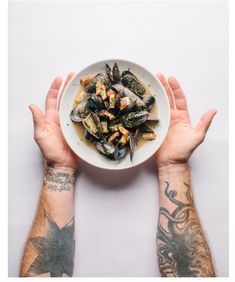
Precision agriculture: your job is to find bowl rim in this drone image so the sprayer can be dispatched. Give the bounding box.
[59,58,170,170]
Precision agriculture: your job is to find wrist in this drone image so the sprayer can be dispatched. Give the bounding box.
[157,162,190,191]
[156,159,188,169]
[45,162,77,174]
[43,163,76,192]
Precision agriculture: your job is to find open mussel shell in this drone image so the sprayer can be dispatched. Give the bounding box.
[70,105,83,122]
[121,71,145,96]
[112,84,145,109]
[105,62,121,84]
[96,140,115,155]
[122,111,149,128]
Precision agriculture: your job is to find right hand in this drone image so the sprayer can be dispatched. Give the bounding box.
[29,73,79,171]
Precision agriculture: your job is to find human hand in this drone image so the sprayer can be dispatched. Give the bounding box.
[155,74,217,168]
[29,73,79,171]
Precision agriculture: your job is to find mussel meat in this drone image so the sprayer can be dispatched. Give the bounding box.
[122,111,149,128]
[121,71,145,96]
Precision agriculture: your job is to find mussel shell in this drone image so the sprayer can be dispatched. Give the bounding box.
[122,110,149,128]
[121,70,138,80]
[129,134,135,162]
[114,145,128,161]
[139,123,154,134]
[122,74,146,96]
[96,140,115,155]
[70,105,83,122]
[86,95,105,111]
[105,64,113,82]
[112,84,145,109]
[84,73,110,93]
[112,62,121,83]
[119,99,137,116]
[142,95,156,111]
[84,129,98,143]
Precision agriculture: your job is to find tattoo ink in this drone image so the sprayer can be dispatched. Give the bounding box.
[157,181,215,277]
[25,212,75,277]
[44,167,75,192]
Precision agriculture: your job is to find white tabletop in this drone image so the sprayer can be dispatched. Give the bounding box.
[8,1,228,277]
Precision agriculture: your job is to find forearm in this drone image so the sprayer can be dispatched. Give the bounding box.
[156,163,215,277]
[20,164,76,277]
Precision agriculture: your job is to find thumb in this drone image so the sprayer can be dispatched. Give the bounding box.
[195,109,217,142]
[29,104,45,133]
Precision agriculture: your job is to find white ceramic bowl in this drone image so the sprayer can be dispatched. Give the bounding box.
[60,59,170,170]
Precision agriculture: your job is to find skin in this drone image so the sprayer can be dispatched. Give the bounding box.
[20,72,216,277]
[20,73,79,277]
[155,74,216,276]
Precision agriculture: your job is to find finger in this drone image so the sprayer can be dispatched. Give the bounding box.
[195,109,217,141]
[157,73,175,109]
[29,104,45,132]
[168,76,188,111]
[45,77,63,112]
[58,72,75,110]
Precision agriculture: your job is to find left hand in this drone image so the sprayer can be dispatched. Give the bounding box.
[29,73,79,171]
[154,74,217,168]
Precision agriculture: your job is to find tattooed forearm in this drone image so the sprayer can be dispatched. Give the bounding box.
[24,211,75,277]
[157,181,215,277]
[44,167,75,192]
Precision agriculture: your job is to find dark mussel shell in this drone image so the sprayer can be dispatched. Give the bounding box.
[84,73,111,93]
[87,95,105,111]
[105,64,113,82]
[84,129,99,143]
[105,62,121,84]
[114,145,128,161]
[112,62,121,83]
[142,95,156,111]
[121,71,145,96]
[139,123,155,133]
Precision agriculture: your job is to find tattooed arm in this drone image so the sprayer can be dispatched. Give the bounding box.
[155,74,216,277]
[20,165,76,277]
[157,164,215,277]
[20,73,79,277]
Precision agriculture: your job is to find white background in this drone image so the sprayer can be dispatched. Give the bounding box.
[8,1,228,277]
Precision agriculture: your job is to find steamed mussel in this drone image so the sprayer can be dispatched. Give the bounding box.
[121,70,146,96]
[70,62,159,162]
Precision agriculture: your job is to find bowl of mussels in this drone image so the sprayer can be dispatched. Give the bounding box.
[59,59,170,170]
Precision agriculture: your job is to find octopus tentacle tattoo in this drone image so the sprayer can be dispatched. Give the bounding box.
[157,181,215,277]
